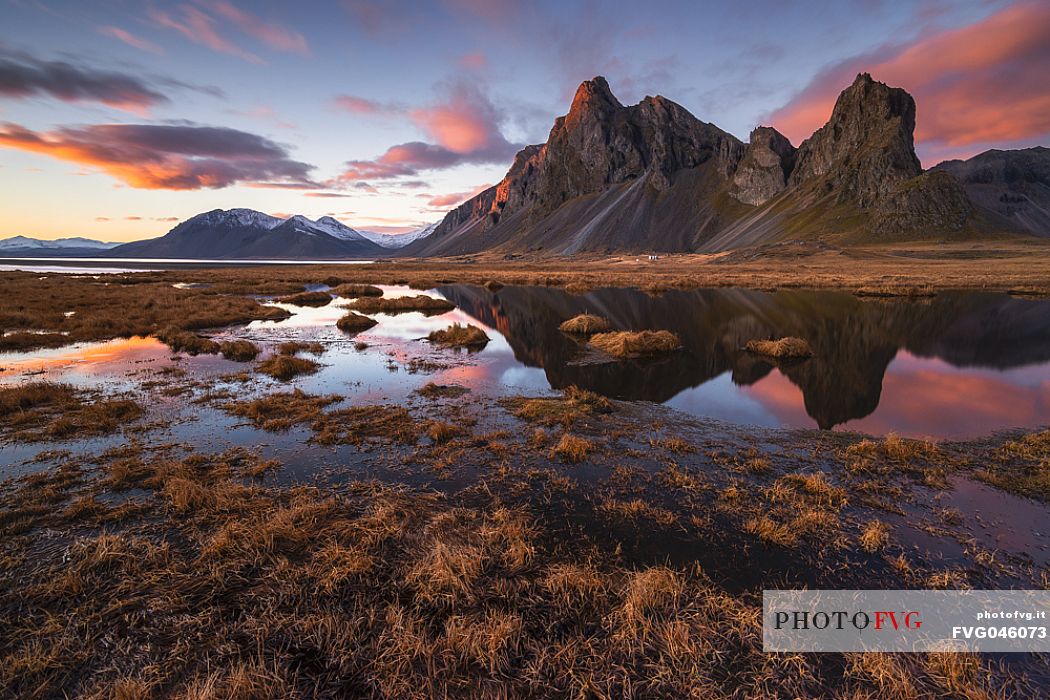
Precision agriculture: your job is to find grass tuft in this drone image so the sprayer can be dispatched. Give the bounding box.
[428,323,489,349]
[257,355,319,381]
[589,330,681,358]
[558,314,611,334]
[336,312,378,333]
[745,336,813,358]
[218,339,260,362]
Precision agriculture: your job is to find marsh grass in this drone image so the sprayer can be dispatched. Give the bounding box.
[275,290,332,306]
[277,340,325,356]
[156,326,220,355]
[976,429,1050,499]
[0,439,1034,698]
[330,283,383,297]
[589,330,681,358]
[0,382,142,441]
[218,339,260,362]
[336,311,378,333]
[256,354,320,381]
[224,389,341,431]
[348,295,455,315]
[558,314,610,334]
[745,336,813,358]
[416,383,470,399]
[427,323,489,349]
[313,405,417,445]
[550,433,593,463]
[507,386,612,427]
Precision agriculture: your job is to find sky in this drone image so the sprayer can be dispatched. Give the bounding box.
[0,0,1048,242]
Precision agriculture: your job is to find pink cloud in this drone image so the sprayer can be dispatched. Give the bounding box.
[409,81,509,153]
[423,183,492,208]
[205,0,310,55]
[149,5,264,64]
[768,2,1050,164]
[97,26,164,54]
[332,95,397,115]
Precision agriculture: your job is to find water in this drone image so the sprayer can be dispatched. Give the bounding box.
[0,257,374,274]
[3,284,1049,440]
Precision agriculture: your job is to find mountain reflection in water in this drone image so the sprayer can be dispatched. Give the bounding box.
[440,285,1050,438]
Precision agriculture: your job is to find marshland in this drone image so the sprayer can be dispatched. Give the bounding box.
[2,258,1050,698]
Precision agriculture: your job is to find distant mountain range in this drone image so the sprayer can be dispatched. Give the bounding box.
[0,236,120,255]
[405,74,1050,256]
[0,213,438,259]
[3,74,1046,261]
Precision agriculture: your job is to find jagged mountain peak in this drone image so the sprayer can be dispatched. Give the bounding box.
[566,76,622,119]
[788,72,921,207]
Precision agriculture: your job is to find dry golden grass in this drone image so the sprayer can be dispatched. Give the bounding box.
[0,382,142,441]
[224,389,341,431]
[977,429,1050,499]
[415,382,470,399]
[509,385,612,427]
[313,404,417,445]
[0,439,1034,699]
[336,311,378,333]
[859,519,891,553]
[275,290,331,306]
[427,421,463,444]
[558,313,611,334]
[218,339,260,362]
[427,323,490,348]
[348,294,455,315]
[550,433,593,463]
[589,330,681,358]
[745,336,813,358]
[155,326,220,355]
[276,340,325,356]
[0,271,290,352]
[330,283,383,297]
[256,354,319,381]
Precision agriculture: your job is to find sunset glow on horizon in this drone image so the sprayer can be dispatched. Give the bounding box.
[1,0,1047,242]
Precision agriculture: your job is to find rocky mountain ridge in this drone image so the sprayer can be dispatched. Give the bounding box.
[406,73,1042,257]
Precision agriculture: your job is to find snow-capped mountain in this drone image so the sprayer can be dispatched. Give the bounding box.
[109,208,389,259]
[0,235,120,251]
[0,210,438,260]
[358,223,439,249]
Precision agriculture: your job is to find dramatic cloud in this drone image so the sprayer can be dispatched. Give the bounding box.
[0,122,315,190]
[335,81,518,182]
[0,48,168,113]
[205,1,310,55]
[97,26,164,54]
[303,191,352,198]
[409,81,513,154]
[149,5,263,63]
[768,2,1050,162]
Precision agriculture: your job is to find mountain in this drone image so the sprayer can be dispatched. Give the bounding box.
[0,235,120,256]
[358,223,439,249]
[933,147,1050,237]
[406,73,1030,257]
[109,209,388,259]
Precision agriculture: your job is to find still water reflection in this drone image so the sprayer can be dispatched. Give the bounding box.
[4,284,1048,440]
[441,285,1050,439]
